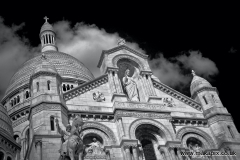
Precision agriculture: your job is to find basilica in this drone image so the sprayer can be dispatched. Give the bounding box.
[0,18,240,160]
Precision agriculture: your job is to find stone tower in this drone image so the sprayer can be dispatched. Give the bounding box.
[190,70,240,156]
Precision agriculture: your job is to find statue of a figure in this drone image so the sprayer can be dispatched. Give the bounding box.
[57,115,85,160]
[86,138,104,155]
[122,68,140,101]
[55,118,71,158]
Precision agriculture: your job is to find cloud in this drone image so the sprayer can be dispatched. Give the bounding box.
[53,21,145,77]
[149,51,219,92]
[0,17,38,100]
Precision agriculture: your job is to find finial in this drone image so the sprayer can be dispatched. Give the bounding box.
[191,70,196,76]
[44,16,49,23]
[118,38,126,46]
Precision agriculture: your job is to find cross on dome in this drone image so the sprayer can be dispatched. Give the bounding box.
[44,16,49,23]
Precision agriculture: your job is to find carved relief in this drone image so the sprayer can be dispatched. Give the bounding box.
[93,91,105,102]
[163,97,175,107]
[116,111,171,119]
[114,101,166,110]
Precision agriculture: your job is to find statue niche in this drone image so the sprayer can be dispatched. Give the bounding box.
[83,134,106,159]
[117,59,141,102]
[187,137,207,159]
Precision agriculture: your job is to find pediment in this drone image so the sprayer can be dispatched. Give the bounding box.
[152,79,203,112]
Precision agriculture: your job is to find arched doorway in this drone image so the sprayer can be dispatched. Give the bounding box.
[7,157,12,160]
[0,152,4,160]
[135,124,163,160]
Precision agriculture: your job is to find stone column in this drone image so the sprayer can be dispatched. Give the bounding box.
[132,146,139,160]
[142,74,150,97]
[117,118,125,138]
[113,69,123,93]
[157,146,166,160]
[35,140,42,160]
[105,150,111,160]
[108,70,117,94]
[169,147,177,160]
[124,146,132,160]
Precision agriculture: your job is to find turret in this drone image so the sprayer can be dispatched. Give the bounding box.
[190,70,240,144]
[40,17,58,52]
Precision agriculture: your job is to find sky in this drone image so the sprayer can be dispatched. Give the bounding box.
[0,5,239,130]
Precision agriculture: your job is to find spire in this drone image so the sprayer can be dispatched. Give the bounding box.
[40,17,58,52]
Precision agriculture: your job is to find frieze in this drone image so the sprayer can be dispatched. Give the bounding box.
[115,111,171,119]
[114,101,166,111]
[31,104,61,115]
[208,115,232,125]
[12,117,28,128]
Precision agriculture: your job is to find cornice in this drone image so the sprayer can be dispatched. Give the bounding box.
[152,79,202,112]
[63,74,108,101]
[191,86,218,99]
[97,45,148,68]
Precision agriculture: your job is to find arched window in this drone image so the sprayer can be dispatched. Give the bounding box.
[63,84,66,92]
[11,100,13,107]
[67,84,70,91]
[36,82,39,92]
[17,95,20,103]
[71,85,74,89]
[7,157,12,160]
[26,91,29,99]
[0,151,4,160]
[203,95,208,104]
[47,81,51,90]
[228,126,235,138]
[14,98,16,105]
[14,135,20,143]
[50,116,55,131]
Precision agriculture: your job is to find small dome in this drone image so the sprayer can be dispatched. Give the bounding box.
[190,70,212,96]
[0,104,14,137]
[40,21,54,33]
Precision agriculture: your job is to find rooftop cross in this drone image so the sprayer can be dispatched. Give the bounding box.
[44,16,49,23]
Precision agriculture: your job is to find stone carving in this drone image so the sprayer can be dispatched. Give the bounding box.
[163,97,175,107]
[93,91,105,102]
[118,38,126,45]
[114,102,165,110]
[122,68,140,101]
[57,115,85,160]
[116,111,171,119]
[85,138,104,155]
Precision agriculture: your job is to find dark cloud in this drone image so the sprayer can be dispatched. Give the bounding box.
[53,21,145,77]
[149,51,219,92]
[0,17,39,100]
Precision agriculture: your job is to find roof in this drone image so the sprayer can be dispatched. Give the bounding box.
[190,71,212,96]
[40,22,54,33]
[2,51,95,101]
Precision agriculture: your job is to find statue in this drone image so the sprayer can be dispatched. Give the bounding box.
[85,138,104,155]
[55,118,71,159]
[93,91,105,102]
[56,115,85,160]
[122,68,140,101]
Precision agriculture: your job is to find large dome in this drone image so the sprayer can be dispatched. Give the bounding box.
[4,51,94,97]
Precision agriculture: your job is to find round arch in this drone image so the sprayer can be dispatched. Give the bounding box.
[112,54,145,70]
[176,127,217,149]
[82,129,110,146]
[82,122,117,145]
[129,119,174,141]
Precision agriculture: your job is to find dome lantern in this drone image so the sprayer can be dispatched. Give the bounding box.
[40,16,58,52]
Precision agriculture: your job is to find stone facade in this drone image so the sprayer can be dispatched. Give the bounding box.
[1,20,240,160]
